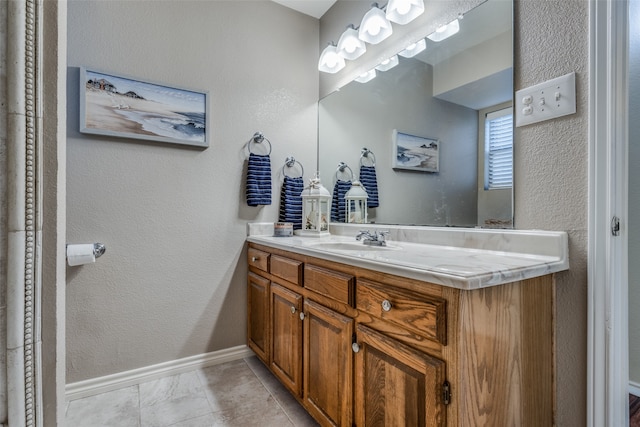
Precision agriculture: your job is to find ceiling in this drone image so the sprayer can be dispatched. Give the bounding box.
[271,0,337,19]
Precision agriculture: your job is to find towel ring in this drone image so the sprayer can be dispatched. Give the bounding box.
[335,162,354,181]
[283,156,304,178]
[360,147,376,167]
[249,131,272,155]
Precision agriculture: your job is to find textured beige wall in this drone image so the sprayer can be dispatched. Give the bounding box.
[66,1,319,382]
[515,1,589,425]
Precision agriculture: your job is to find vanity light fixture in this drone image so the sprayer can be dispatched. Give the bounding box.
[398,38,427,58]
[358,4,393,45]
[427,19,460,42]
[375,55,399,72]
[385,0,424,25]
[355,68,377,83]
[318,43,346,74]
[337,25,367,60]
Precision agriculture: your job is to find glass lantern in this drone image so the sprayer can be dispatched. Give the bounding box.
[296,173,331,236]
[345,180,368,224]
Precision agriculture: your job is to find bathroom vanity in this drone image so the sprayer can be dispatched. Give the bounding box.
[246,224,568,426]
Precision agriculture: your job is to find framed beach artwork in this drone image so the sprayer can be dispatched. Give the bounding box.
[80,67,209,148]
[392,130,439,173]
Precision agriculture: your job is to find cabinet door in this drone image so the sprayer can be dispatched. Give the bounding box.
[247,272,270,363]
[303,299,353,427]
[270,283,303,397]
[354,324,447,427]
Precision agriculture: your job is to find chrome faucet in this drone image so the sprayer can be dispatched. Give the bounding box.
[355,230,389,246]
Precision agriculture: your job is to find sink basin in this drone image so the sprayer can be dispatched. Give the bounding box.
[308,241,399,252]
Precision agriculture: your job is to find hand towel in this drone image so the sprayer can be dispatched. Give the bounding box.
[331,180,352,223]
[359,165,379,208]
[246,153,272,206]
[279,176,304,229]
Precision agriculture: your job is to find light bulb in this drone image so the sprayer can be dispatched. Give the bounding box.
[386,0,424,25]
[359,6,393,44]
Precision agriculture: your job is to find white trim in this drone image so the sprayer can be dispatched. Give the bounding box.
[65,346,254,401]
[630,381,640,397]
[588,0,630,426]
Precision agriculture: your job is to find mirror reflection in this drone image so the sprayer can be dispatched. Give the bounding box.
[318,0,513,227]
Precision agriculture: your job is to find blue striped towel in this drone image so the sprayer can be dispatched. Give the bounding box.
[246,153,272,206]
[331,180,352,223]
[359,165,379,208]
[279,176,304,229]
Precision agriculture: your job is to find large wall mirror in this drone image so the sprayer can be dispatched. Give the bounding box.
[318,0,513,227]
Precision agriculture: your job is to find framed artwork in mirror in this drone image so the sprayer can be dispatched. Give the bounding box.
[80,67,209,148]
[392,130,439,173]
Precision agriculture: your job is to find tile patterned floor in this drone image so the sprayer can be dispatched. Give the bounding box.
[65,357,319,427]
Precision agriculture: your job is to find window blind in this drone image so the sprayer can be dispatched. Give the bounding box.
[485,108,513,190]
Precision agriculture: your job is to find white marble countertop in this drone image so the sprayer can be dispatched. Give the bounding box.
[247,223,569,290]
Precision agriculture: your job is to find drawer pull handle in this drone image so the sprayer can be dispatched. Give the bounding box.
[299,312,306,321]
[290,306,297,314]
[251,256,258,262]
[352,342,360,353]
[382,299,392,312]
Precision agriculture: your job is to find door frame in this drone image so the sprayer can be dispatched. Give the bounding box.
[588,0,629,425]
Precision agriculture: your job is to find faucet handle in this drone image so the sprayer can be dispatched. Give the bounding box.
[378,230,390,240]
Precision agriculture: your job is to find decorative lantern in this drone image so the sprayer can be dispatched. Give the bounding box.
[297,173,331,236]
[345,179,368,224]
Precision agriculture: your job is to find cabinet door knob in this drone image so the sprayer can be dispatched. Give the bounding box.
[251,256,258,262]
[299,312,305,321]
[290,306,297,314]
[382,299,392,312]
[352,342,360,353]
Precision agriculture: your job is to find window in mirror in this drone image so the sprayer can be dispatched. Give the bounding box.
[484,106,513,190]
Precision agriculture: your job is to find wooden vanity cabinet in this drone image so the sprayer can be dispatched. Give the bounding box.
[246,243,555,427]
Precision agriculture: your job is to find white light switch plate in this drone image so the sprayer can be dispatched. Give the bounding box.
[515,72,576,127]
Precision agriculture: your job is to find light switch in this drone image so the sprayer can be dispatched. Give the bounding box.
[515,72,576,127]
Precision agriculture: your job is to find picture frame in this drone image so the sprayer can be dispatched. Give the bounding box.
[392,130,439,173]
[80,67,209,148]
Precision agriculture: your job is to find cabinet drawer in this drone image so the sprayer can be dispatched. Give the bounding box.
[271,255,303,286]
[304,264,354,306]
[356,280,447,345]
[248,248,270,272]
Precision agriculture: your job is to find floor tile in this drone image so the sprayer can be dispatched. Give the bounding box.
[245,357,319,427]
[66,385,140,427]
[139,371,213,427]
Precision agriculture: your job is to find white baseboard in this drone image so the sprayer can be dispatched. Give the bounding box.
[65,345,254,401]
[630,380,640,397]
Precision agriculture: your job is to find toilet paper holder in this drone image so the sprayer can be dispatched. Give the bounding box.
[65,243,106,258]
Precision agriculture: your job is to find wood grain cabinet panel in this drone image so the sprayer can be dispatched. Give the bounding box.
[354,324,447,427]
[271,255,303,286]
[303,299,354,426]
[247,272,269,363]
[357,279,447,345]
[304,264,355,306]
[248,247,269,272]
[270,283,303,397]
